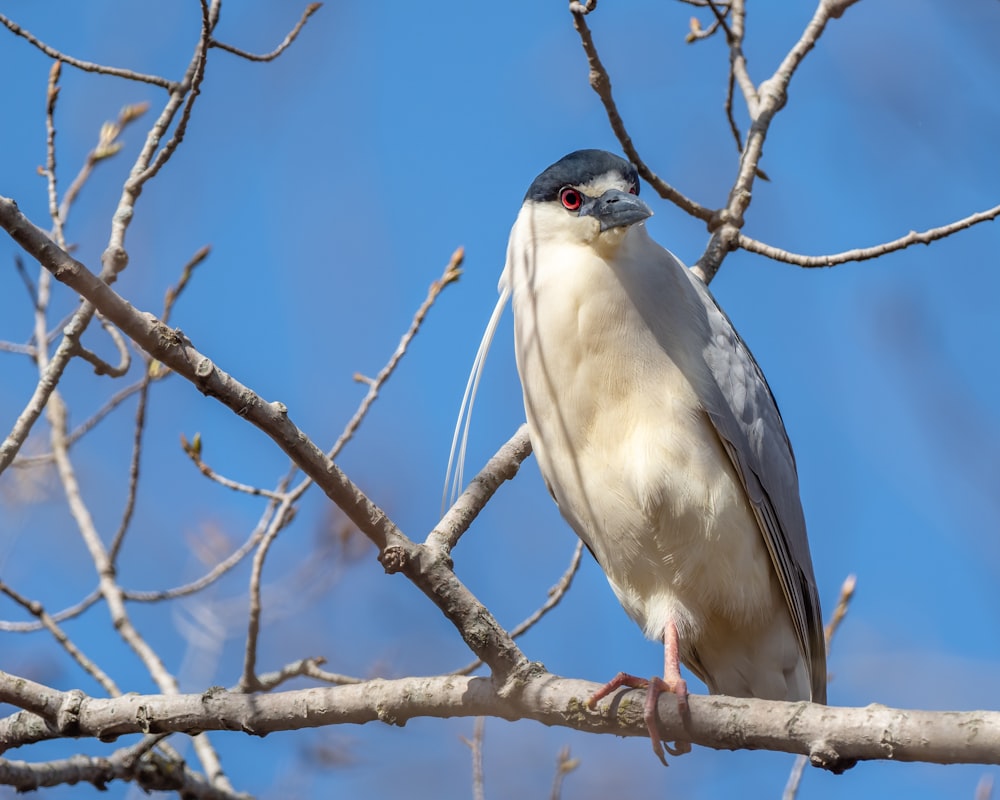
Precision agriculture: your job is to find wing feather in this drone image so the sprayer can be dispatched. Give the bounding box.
[685,270,827,703]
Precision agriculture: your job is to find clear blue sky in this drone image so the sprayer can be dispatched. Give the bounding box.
[1,1,999,798]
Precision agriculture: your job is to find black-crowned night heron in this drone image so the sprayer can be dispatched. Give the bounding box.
[449,149,826,763]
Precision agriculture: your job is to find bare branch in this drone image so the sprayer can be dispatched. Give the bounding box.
[0,210,529,685]
[180,433,284,498]
[163,245,212,325]
[0,13,174,89]
[784,574,859,799]
[0,588,101,633]
[210,3,321,62]
[107,371,151,562]
[240,501,296,690]
[122,500,283,602]
[454,540,584,676]
[738,204,1000,267]
[0,749,251,798]
[71,315,131,377]
[58,102,151,229]
[570,8,714,223]
[0,582,119,695]
[249,657,363,692]
[3,671,1000,770]
[550,746,579,800]
[329,246,463,460]
[43,60,66,249]
[427,424,533,554]
[462,716,486,800]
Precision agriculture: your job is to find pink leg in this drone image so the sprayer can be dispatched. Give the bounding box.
[587,619,691,766]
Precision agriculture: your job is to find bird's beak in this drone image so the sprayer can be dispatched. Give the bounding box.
[580,189,653,232]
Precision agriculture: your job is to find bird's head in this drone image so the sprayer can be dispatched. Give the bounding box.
[519,149,653,252]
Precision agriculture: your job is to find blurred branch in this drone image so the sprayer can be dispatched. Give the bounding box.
[180,433,284,499]
[210,3,321,62]
[59,102,152,228]
[453,540,584,676]
[0,582,119,695]
[461,716,486,800]
[738,204,1000,267]
[550,746,579,800]
[0,589,101,633]
[0,749,252,798]
[0,208,529,688]
[3,670,1000,769]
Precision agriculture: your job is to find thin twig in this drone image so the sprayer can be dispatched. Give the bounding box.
[59,102,151,229]
[12,376,164,468]
[0,582,120,695]
[44,60,66,250]
[462,716,486,800]
[549,746,579,800]
[239,500,297,690]
[163,245,211,325]
[453,540,583,676]
[328,247,463,460]
[249,657,362,691]
[180,433,284,499]
[210,3,321,62]
[570,8,714,223]
[0,13,174,89]
[0,588,101,632]
[107,372,150,563]
[738,204,1000,267]
[71,315,131,377]
[693,0,863,283]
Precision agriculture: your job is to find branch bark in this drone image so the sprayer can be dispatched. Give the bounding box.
[2,670,998,771]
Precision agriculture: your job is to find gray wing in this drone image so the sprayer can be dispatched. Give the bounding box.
[685,270,827,703]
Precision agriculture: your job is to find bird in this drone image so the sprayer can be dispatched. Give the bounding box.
[447,149,826,764]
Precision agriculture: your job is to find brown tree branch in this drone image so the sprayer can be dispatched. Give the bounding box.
[0,196,531,689]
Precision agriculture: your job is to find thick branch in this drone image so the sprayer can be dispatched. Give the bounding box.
[0,196,529,688]
[1,671,998,770]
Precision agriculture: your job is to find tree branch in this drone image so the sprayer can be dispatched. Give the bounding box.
[0,196,531,689]
[0,13,174,89]
[2,670,998,770]
[738,204,1000,267]
[210,3,321,62]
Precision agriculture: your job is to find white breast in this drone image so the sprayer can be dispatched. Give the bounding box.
[505,212,783,656]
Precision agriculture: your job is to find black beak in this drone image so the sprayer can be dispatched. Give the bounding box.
[580,189,653,231]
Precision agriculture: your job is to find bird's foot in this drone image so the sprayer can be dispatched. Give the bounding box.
[587,671,690,766]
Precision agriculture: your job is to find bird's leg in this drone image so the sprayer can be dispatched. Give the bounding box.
[587,620,691,765]
[649,619,691,762]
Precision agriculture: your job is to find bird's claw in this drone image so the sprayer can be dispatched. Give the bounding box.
[588,672,691,766]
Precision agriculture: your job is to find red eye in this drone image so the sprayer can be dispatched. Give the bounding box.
[628,184,638,195]
[559,187,582,211]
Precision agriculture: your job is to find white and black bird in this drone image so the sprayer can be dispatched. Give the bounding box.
[449,149,826,762]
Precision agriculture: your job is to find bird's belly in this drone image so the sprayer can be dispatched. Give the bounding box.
[518,292,778,646]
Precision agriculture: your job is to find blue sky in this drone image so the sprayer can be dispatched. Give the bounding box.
[1,1,999,798]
